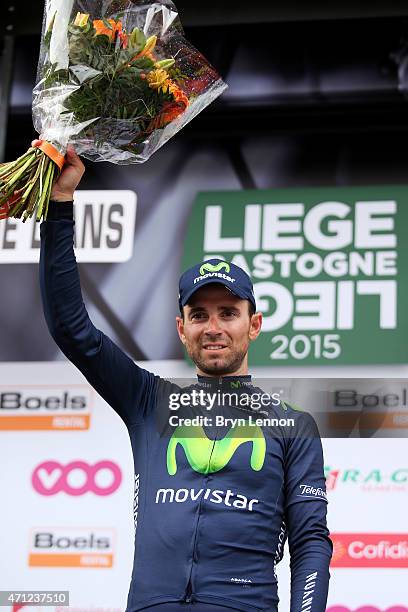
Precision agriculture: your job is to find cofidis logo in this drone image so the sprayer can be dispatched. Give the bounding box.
[32,461,122,496]
[331,533,408,568]
[28,528,115,568]
[0,384,93,430]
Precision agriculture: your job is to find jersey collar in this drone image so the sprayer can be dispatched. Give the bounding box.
[196,374,253,389]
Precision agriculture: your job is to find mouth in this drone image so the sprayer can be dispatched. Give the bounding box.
[202,344,228,351]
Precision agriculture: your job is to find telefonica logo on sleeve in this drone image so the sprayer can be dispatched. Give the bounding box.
[0,384,92,430]
[297,484,327,501]
[0,190,136,263]
[28,527,115,568]
[331,533,408,567]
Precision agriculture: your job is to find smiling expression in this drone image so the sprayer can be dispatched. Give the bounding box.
[176,284,262,376]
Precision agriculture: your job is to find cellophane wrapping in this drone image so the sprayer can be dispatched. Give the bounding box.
[34,0,227,163]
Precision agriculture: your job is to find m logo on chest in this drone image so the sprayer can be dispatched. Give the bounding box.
[167,424,266,475]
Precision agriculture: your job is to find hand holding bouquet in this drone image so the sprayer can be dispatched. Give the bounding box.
[0,0,227,222]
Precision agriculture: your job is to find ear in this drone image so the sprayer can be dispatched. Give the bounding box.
[176,315,187,345]
[249,312,262,341]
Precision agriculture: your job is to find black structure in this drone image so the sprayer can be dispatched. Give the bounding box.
[2,1,408,362]
[2,2,408,160]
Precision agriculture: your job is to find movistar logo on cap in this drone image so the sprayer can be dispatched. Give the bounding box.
[167,424,266,475]
[199,261,230,275]
[194,260,235,285]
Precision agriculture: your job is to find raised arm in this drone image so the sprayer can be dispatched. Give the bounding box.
[37,141,156,426]
[284,413,333,611]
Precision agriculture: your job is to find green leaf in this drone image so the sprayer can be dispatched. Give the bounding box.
[129,27,146,49]
[131,57,154,69]
[44,11,56,47]
[155,58,175,70]
[102,18,114,30]
[94,33,111,48]
[68,24,85,35]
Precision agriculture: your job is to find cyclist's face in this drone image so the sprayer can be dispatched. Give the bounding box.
[176,284,262,376]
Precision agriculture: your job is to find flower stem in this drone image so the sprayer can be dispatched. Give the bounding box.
[33,159,54,222]
[3,152,36,191]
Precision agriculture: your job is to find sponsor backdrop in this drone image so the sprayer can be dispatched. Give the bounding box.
[1,361,407,610]
[0,191,137,264]
[1,143,408,368]
[182,186,408,366]
[2,25,407,610]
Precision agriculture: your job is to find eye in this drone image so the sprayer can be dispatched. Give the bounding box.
[222,309,238,318]
[190,311,206,321]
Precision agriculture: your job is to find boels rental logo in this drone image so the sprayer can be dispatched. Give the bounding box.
[28,527,116,568]
[0,384,93,430]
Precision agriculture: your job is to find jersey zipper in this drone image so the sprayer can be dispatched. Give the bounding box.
[184,579,193,603]
[183,425,219,603]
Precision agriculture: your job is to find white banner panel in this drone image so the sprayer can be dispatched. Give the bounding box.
[0,190,137,263]
[0,362,407,611]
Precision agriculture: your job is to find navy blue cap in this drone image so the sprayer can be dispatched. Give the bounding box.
[179,258,256,312]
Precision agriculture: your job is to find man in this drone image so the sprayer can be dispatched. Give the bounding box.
[36,140,332,611]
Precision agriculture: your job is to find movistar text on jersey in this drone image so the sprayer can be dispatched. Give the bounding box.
[168,415,295,428]
[155,486,259,511]
[168,389,281,411]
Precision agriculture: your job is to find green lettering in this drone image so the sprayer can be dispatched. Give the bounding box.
[342,469,360,482]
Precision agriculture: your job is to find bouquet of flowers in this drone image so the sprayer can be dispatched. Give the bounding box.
[0,0,227,222]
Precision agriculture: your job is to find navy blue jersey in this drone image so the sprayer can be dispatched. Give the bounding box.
[39,203,332,612]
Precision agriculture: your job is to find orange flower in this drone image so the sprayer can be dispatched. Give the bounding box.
[119,30,128,48]
[148,93,188,131]
[128,35,157,64]
[93,19,122,41]
[161,102,185,123]
[168,82,189,109]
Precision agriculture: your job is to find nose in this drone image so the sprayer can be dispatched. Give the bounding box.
[204,314,223,335]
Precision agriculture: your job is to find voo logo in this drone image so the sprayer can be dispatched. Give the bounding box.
[32,460,122,496]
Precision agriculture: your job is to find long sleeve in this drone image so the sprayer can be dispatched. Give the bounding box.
[284,413,333,611]
[39,201,157,426]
